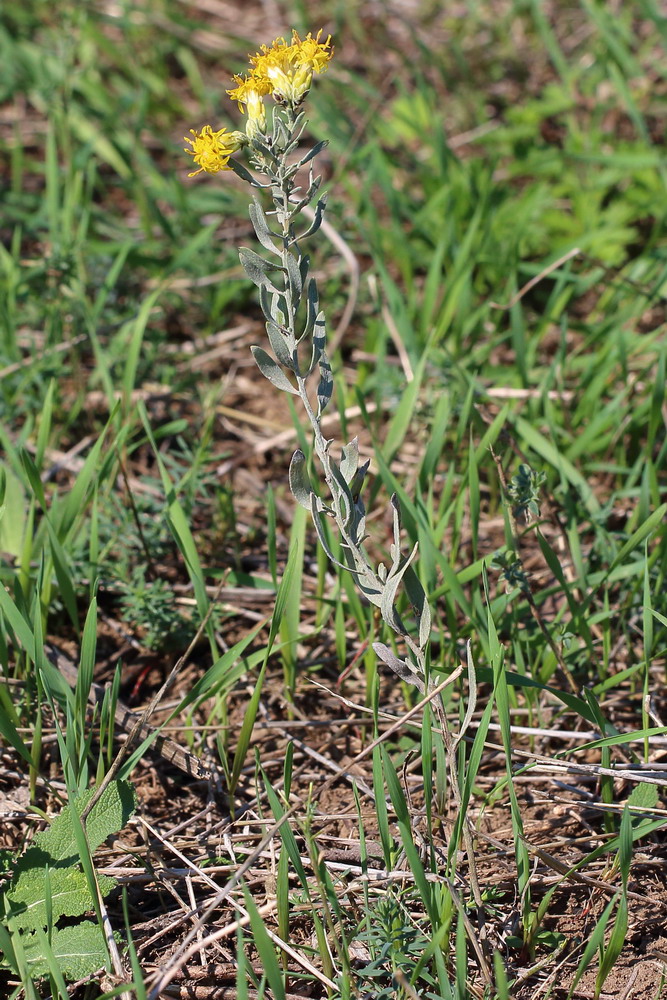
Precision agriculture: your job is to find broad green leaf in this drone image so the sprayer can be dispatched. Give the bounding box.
[7,865,115,932]
[21,922,109,981]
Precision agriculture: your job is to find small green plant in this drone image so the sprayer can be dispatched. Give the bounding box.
[117,568,192,652]
[0,779,136,983]
[353,893,434,998]
[505,462,546,524]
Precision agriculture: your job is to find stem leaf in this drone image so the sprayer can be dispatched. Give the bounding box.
[251,346,298,394]
[239,248,282,294]
[288,450,313,509]
[249,200,281,255]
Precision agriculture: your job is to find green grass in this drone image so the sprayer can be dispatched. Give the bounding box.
[1,1,666,997]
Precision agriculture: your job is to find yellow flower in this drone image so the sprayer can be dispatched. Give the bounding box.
[292,30,333,75]
[183,125,245,176]
[249,28,333,105]
[226,74,271,137]
[227,72,272,111]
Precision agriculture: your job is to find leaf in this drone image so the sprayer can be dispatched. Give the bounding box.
[316,324,333,416]
[21,780,136,868]
[308,494,350,571]
[6,865,115,932]
[242,888,286,1000]
[1,780,135,981]
[339,438,359,485]
[301,277,319,343]
[21,922,109,981]
[251,346,298,394]
[373,642,425,693]
[349,460,370,505]
[381,745,435,921]
[298,139,329,167]
[0,462,26,558]
[170,621,265,716]
[329,460,353,528]
[299,196,327,241]
[285,249,303,304]
[607,503,667,574]
[627,781,659,810]
[288,450,313,509]
[266,319,295,370]
[229,158,266,187]
[249,199,281,255]
[402,564,432,650]
[239,247,282,293]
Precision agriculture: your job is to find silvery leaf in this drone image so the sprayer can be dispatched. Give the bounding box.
[372,643,425,693]
[229,159,267,187]
[249,200,281,255]
[285,250,303,304]
[299,139,329,167]
[273,117,288,146]
[317,346,333,417]
[329,461,353,527]
[290,174,321,215]
[309,493,350,570]
[251,346,298,394]
[343,551,382,607]
[266,320,295,370]
[300,196,327,241]
[389,493,402,568]
[289,450,313,509]
[301,278,319,342]
[340,438,359,485]
[350,460,370,503]
[298,251,309,293]
[239,248,282,294]
[402,564,432,650]
[258,283,272,322]
[250,137,279,164]
[312,309,326,355]
[270,290,286,325]
[380,541,419,637]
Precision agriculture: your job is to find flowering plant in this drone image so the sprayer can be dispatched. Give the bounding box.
[185,30,433,695]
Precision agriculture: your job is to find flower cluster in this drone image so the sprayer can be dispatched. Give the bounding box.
[184,28,333,175]
[244,29,333,106]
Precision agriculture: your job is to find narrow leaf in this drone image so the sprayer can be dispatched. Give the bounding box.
[299,196,327,241]
[373,642,425,693]
[251,346,299,394]
[339,438,359,484]
[249,199,281,254]
[266,320,295,370]
[239,248,282,293]
[288,450,313,509]
[285,249,303,304]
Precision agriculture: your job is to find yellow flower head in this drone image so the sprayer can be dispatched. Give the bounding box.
[183,125,245,176]
[292,30,333,74]
[226,73,271,138]
[227,73,273,111]
[249,28,333,105]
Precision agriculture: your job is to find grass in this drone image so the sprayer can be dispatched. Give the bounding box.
[1,0,667,997]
